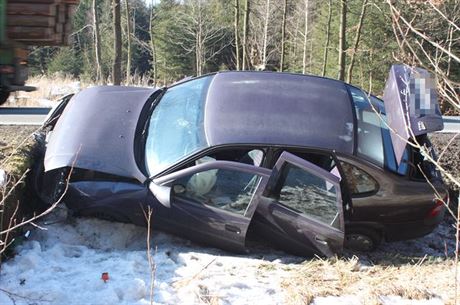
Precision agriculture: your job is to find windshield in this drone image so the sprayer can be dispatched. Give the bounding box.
[145,76,213,176]
[349,87,408,175]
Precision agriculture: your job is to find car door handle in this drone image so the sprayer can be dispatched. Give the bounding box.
[225,224,241,234]
[315,236,328,245]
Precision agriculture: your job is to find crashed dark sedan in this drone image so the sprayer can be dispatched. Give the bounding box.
[31,68,447,257]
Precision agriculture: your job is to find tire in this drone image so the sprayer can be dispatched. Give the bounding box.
[0,90,10,105]
[345,227,382,252]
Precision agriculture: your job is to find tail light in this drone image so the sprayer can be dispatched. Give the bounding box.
[426,194,449,218]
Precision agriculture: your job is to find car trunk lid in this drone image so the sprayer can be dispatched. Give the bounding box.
[382,65,443,165]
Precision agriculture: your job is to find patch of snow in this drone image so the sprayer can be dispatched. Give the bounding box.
[0,207,453,305]
[49,81,81,97]
[369,218,456,259]
[0,169,7,187]
[0,208,290,305]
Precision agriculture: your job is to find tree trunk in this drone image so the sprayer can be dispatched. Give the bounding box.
[346,0,368,83]
[337,0,347,81]
[302,0,308,74]
[321,0,331,77]
[262,0,270,68]
[92,0,102,83]
[112,0,122,85]
[149,0,156,86]
[125,0,132,84]
[234,0,240,70]
[368,49,373,93]
[196,1,203,76]
[242,0,250,70]
[280,0,287,72]
[292,10,301,65]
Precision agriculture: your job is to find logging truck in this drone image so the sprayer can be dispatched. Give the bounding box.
[0,0,78,105]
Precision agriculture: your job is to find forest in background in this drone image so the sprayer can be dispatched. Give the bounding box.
[26,0,460,113]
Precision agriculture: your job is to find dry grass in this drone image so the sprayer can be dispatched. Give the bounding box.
[4,74,85,107]
[0,126,40,257]
[282,256,456,305]
[4,73,156,107]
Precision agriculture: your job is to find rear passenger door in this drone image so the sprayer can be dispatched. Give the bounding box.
[255,152,344,257]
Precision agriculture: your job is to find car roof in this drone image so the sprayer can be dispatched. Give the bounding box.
[202,71,355,155]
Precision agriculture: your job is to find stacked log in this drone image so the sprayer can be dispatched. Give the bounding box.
[6,0,79,46]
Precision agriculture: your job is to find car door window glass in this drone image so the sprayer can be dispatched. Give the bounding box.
[339,161,378,195]
[173,169,262,216]
[275,163,340,228]
[285,151,339,177]
[195,149,264,167]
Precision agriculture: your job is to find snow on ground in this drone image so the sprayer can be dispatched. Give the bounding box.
[0,208,293,305]
[0,207,454,305]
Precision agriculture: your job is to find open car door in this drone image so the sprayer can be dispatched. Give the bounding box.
[253,152,344,257]
[150,161,271,253]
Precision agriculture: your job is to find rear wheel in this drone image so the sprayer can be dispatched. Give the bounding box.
[345,227,382,252]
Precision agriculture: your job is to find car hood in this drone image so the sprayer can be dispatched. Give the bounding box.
[44,86,158,183]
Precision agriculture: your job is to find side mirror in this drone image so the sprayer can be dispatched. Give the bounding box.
[149,182,171,208]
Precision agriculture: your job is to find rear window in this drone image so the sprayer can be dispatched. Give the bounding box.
[349,87,408,175]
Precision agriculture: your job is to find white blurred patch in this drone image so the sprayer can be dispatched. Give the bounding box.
[0,169,7,187]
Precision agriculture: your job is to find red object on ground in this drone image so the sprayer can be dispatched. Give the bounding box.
[101,272,109,283]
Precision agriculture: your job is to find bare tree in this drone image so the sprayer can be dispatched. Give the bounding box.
[234,0,240,70]
[288,4,302,68]
[321,0,332,77]
[302,0,309,74]
[113,0,122,85]
[149,0,157,86]
[386,0,460,112]
[261,0,270,69]
[242,0,250,70]
[92,0,102,83]
[125,0,132,84]
[337,0,347,81]
[346,0,368,83]
[279,0,287,72]
[175,0,229,76]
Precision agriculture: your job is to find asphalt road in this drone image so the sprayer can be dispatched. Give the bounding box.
[0,107,50,126]
[0,107,459,133]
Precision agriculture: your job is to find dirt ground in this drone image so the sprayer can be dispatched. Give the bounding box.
[430,133,460,191]
[0,125,39,171]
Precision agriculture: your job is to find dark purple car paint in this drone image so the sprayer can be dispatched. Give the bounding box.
[45,86,157,182]
[204,72,354,153]
[383,65,443,165]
